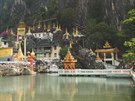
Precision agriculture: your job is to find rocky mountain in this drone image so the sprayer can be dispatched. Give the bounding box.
[0,0,135,31]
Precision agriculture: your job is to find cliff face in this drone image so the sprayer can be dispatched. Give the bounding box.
[0,0,135,31]
[74,0,135,29]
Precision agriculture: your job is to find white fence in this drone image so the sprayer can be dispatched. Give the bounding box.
[0,61,30,65]
[58,69,131,76]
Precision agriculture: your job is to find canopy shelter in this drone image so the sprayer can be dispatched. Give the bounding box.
[95,41,119,65]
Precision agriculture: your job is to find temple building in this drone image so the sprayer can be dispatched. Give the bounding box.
[61,50,77,69]
[95,41,119,65]
[24,21,62,61]
[34,39,61,61]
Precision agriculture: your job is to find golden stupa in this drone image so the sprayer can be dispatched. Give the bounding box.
[62,50,77,69]
[16,43,26,61]
[56,24,61,31]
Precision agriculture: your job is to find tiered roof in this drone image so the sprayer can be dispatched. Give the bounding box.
[62,50,77,63]
[95,41,119,53]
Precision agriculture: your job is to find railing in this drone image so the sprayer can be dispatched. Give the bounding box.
[58,69,131,76]
[0,61,30,64]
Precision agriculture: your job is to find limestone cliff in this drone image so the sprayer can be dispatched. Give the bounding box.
[0,0,135,31]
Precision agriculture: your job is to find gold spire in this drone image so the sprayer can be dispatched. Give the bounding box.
[58,24,61,31]
[16,43,25,61]
[72,28,75,36]
[10,29,15,35]
[27,27,31,34]
[56,24,61,31]
[37,22,41,29]
[65,28,69,39]
[75,26,79,35]
[103,41,112,49]
[70,41,73,49]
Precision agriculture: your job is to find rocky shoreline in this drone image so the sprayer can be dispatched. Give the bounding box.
[0,63,35,76]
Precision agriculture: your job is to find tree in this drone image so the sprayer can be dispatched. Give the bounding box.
[122,9,135,63]
[123,38,135,63]
[58,7,75,29]
[85,21,118,50]
[122,9,135,39]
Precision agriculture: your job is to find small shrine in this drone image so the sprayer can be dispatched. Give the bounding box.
[61,50,77,69]
[95,41,119,65]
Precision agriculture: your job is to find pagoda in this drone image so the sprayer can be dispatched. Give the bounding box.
[15,43,26,61]
[61,50,77,69]
[95,41,119,65]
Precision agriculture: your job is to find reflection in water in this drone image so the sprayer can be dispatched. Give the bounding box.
[0,74,134,101]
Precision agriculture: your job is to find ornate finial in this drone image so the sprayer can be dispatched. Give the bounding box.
[27,27,31,34]
[10,29,15,35]
[103,41,112,49]
[70,41,73,49]
[37,21,41,29]
[75,26,79,35]
[58,24,61,31]
[72,28,75,36]
[65,28,69,39]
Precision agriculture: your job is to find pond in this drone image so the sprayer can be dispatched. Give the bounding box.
[0,74,134,101]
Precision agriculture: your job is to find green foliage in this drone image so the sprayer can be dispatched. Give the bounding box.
[59,46,68,59]
[123,9,135,24]
[123,38,135,63]
[122,9,135,39]
[48,0,58,17]
[58,7,74,29]
[122,9,135,63]
[85,20,118,49]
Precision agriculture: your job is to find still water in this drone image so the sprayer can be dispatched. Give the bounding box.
[0,74,134,101]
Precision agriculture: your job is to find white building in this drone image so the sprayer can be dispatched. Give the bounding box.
[0,37,9,48]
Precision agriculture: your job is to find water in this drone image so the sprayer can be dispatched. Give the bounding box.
[0,74,134,101]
